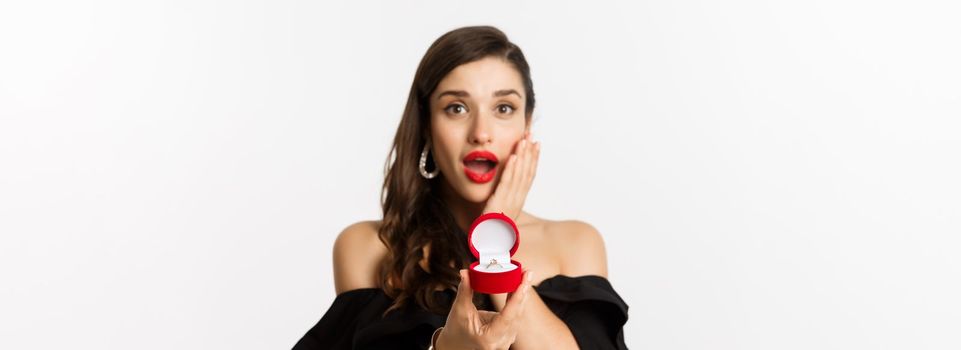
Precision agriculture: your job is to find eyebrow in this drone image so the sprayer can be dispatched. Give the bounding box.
[435,89,522,100]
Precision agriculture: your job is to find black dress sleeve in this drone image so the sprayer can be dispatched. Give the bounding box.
[292,288,448,350]
[534,275,630,350]
[293,275,629,349]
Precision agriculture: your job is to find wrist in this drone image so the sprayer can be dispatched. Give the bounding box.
[479,209,519,223]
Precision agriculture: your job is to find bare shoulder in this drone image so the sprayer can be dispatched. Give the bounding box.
[332,220,387,294]
[546,219,608,278]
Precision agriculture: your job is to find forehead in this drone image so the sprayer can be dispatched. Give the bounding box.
[432,56,524,99]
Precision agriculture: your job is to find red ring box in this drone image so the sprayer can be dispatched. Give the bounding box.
[468,212,522,294]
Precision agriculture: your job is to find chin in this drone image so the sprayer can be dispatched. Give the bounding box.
[458,184,493,203]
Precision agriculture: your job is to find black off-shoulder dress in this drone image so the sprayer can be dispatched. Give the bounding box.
[292,274,628,349]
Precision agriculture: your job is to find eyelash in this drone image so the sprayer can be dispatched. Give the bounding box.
[444,103,516,116]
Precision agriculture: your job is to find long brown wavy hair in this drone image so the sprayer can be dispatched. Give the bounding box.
[378,26,535,315]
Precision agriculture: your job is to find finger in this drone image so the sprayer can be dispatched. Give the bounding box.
[516,147,535,203]
[505,136,525,183]
[520,136,532,174]
[519,137,535,188]
[511,139,528,193]
[454,269,476,310]
[529,140,540,183]
[520,140,538,194]
[498,154,517,192]
[507,143,522,188]
[498,270,532,322]
[505,271,532,300]
[487,271,532,336]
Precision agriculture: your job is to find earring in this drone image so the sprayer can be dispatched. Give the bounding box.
[419,143,440,179]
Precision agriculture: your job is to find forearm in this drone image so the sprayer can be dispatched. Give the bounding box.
[509,292,578,350]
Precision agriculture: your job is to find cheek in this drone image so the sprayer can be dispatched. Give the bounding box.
[431,139,450,161]
[430,133,459,167]
[505,131,526,151]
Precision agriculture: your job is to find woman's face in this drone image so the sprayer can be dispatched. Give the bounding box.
[429,56,529,204]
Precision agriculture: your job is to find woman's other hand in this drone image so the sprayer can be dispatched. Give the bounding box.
[435,269,533,350]
[483,131,540,221]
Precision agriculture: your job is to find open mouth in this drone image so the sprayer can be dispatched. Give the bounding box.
[462,150,499,183]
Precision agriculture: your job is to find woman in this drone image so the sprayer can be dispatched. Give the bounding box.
[294,26,628,349]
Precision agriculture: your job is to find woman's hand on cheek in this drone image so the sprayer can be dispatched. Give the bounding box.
[483,131,540,221]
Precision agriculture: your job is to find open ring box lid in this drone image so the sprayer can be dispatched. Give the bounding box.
[467,212,523,294]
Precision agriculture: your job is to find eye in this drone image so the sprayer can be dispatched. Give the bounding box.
[444,103,468,115]
[496,104,515,115]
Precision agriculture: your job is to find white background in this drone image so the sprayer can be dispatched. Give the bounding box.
[2,1,960,349]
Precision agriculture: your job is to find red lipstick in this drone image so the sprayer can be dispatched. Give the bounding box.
[462,150,499,184]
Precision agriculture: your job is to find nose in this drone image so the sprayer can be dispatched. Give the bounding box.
[468,113,492,145]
